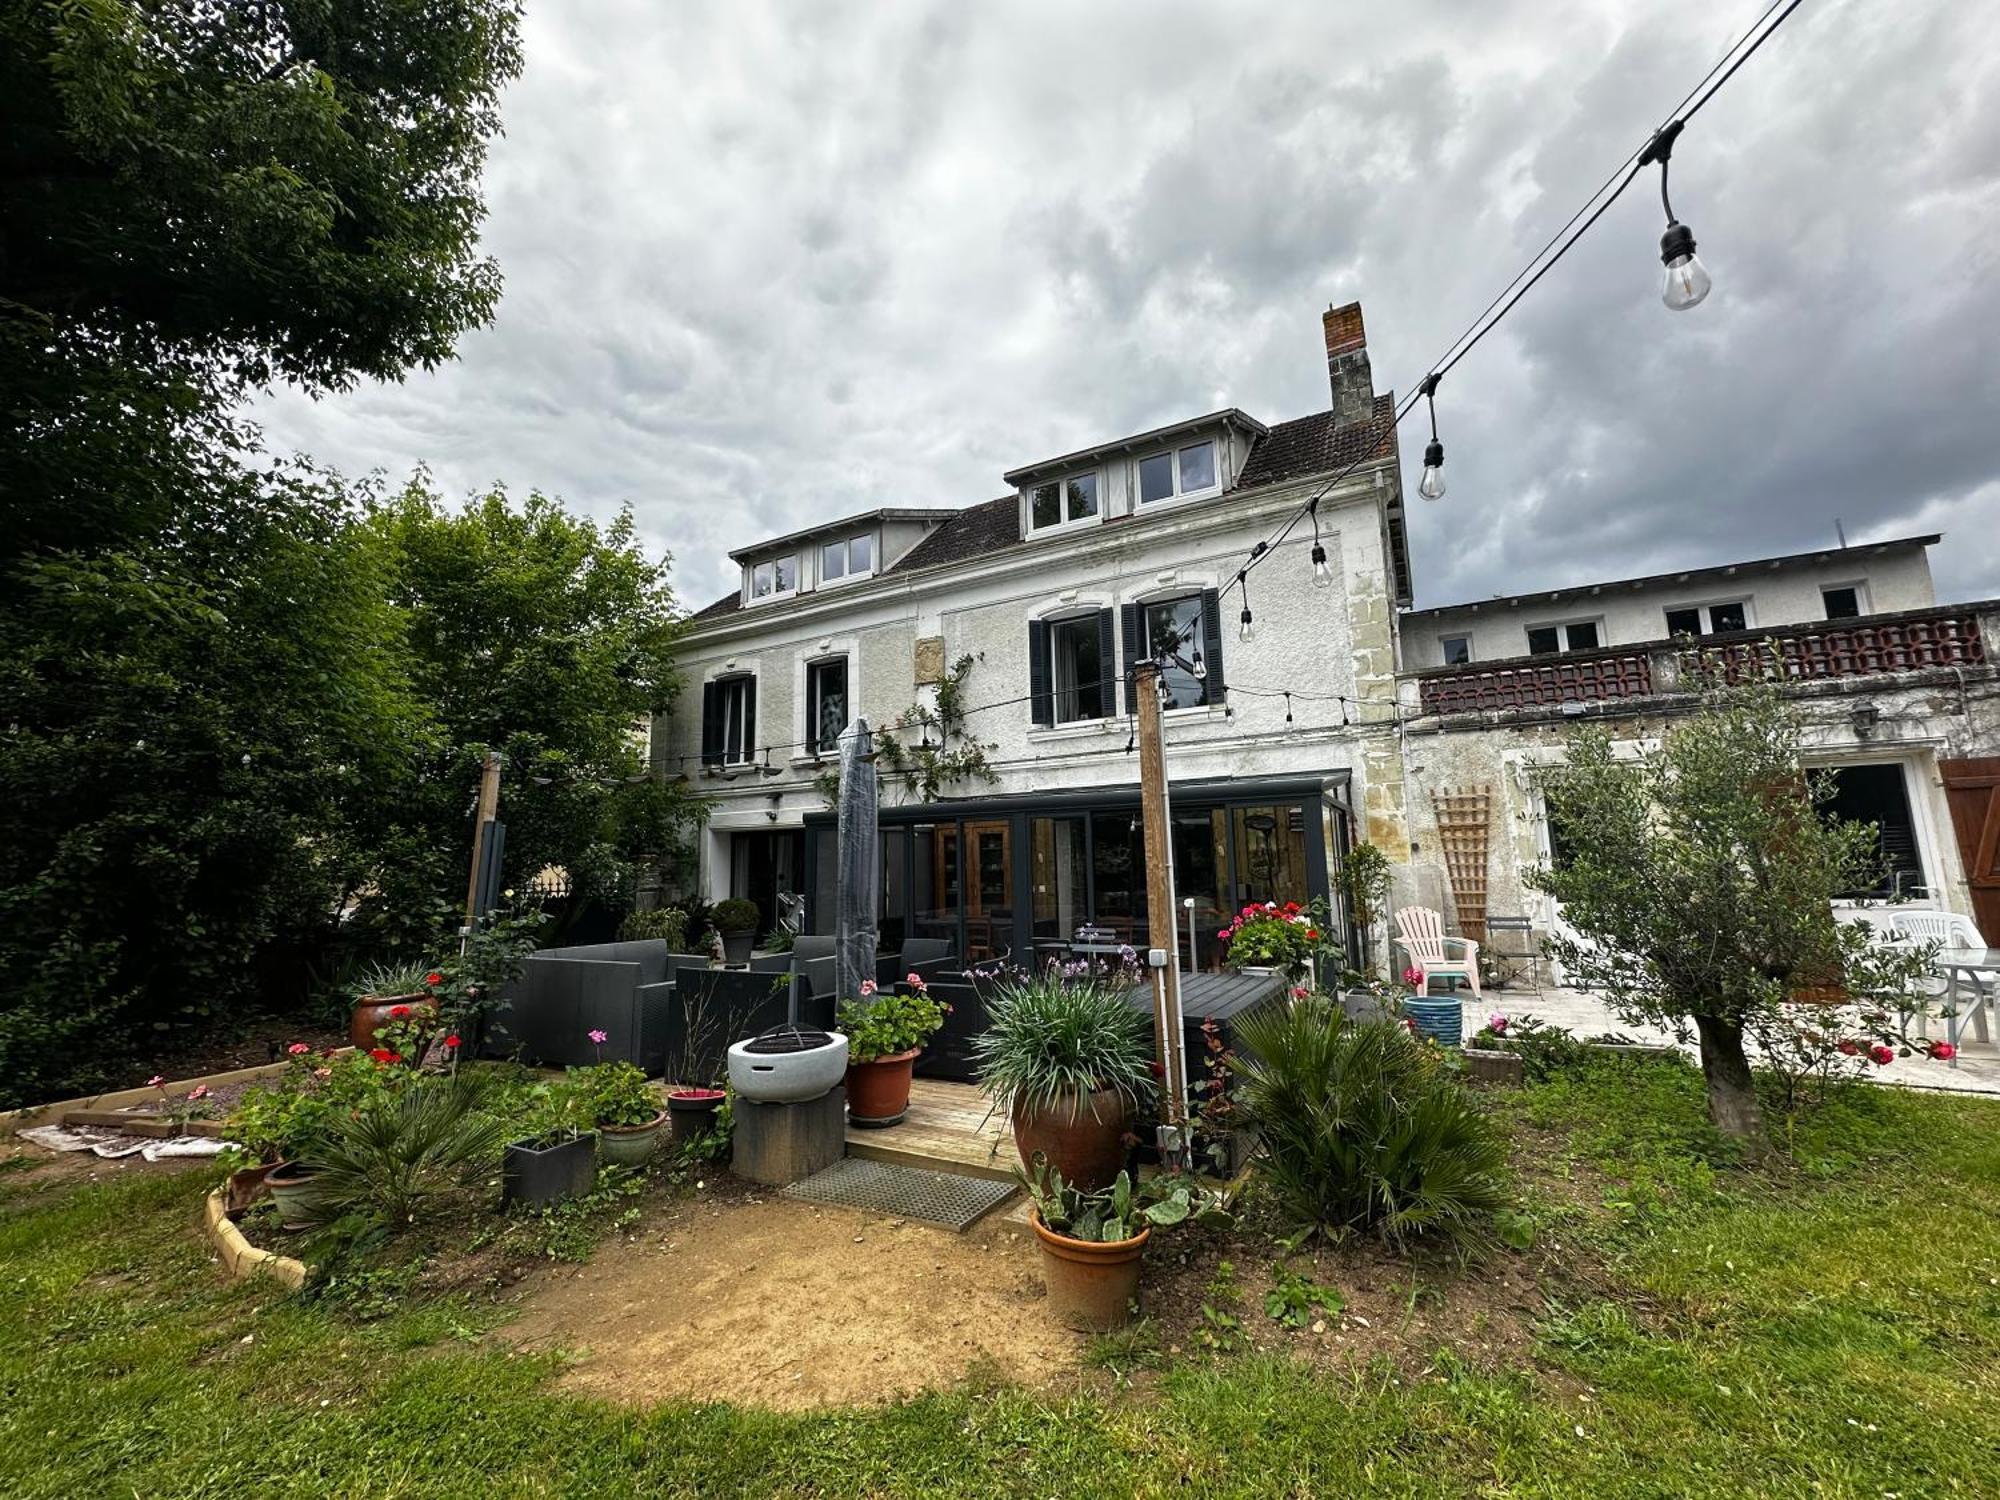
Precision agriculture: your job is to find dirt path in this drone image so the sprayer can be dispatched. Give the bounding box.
[497,1191,1086,1411]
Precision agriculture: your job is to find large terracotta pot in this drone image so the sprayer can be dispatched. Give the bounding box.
[1030,1207,1149,1331]
[1012,1087,1129,1192]
[845,1049,919,1127]
[349,991,435,1051]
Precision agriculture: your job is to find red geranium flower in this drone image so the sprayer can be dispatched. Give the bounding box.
[369,1047,398,1064]
[423,972,443,987]
[444,1034,462,1049]
[1930,1041,1957,1061]
[1869,1043,1895,1066]
[1835,1038,1860,1056]
[389,1004,412,1019]
[1305,929,1320,941]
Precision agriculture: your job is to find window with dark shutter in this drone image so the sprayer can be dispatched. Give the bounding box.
[1120,604,1142,715]
[1200,588,1225,701]
[704,675,757,765]
[701,681,722,767]
[1028,620,1053,726]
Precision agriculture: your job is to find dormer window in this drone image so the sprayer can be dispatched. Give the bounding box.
[749,555,797,601]
[820,533,874,584]
[1029,473,1098,532]
[1138,440,1218,506]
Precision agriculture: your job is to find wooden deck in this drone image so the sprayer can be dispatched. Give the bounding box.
[844,1078,1015,1181]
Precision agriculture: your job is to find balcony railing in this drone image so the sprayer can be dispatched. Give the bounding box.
[1412,604,1992,717]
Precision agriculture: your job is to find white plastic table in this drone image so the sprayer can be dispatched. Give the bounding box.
[1933,947,1999,1064]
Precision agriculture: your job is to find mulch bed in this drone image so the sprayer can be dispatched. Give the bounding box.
[105,1016,350,1095]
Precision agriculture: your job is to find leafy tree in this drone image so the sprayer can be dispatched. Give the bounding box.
[1529,674,1934,1146]
[364,481,698,926]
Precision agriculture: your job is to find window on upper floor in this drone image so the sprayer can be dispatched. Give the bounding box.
[820,534,875,584]
[1440,634,1471,665]
[701,675,756,766]
[1822,584,1865,620]
[749,555,797,601]
[1664,600,1749,637]
[1029,611,1113,726]
[1138,440,1219,506]
[1029,473,1099,531]
[806,657,848,755]
[1526,620,1600,656]
[1124,593,1223,710]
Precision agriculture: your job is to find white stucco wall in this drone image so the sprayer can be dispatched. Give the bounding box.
[1400,543,1939,669]
[658,464,1407,902]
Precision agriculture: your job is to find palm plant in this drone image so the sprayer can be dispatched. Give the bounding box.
[297,1074,509,1232]
[970,970,1154,1116]
[1233,996,1512,1253]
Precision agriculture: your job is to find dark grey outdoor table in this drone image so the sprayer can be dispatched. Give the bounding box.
[1119,969,1289,1019]
[1935,947,2000,1063]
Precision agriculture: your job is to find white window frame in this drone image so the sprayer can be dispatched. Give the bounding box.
[747,554,798,604]
[805,655,849,755]
[1136,439,1222,508]
[1524,618,1605,656]
[1820,581,1870,620]
[1439,633,1472,665]
[1026,471,1101,535]
[1662,598,1753,637]
[1047,613,1110,725]
[818,533,876,587]
[714,675,755,765]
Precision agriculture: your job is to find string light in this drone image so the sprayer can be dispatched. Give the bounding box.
[1283,692,1296,733]
[1308,498,1333,589]
[1638,119,1711,311]
[1236,569,1255,642]
[1191,648,1207,681]
[1416,373,1446,501]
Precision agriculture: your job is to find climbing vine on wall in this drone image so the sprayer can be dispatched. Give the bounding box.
[814,653,998,806]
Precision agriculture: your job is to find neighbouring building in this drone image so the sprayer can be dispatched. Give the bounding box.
[656,303,1414,967]
[1397,535,2000,967]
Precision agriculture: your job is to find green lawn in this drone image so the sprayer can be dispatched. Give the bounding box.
[3,1060,1996,1498]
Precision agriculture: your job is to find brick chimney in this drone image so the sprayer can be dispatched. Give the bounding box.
[1323,301,1375,429]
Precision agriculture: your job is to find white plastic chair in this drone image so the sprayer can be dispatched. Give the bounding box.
[1395,906,1482,1000]
[1886,910,1994,1047]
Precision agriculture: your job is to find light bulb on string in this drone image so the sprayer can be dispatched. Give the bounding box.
[1639,120,1712,311]
[1191,647,1206,681]
[1340,698,1350,729]
[1416,373,1446,501]
[1309,498,1334,589]
[1236,569,1255,642]
[1284,692,1296,733]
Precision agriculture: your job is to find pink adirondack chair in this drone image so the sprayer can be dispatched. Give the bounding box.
[1395,906,1482,1000]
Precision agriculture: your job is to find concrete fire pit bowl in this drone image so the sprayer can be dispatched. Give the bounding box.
[727,1026,849,1103]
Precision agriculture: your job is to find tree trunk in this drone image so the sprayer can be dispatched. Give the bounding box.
[1692,1013,1766,1147]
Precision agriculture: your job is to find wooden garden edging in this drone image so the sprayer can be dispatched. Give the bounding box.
[0,1052,353,1138]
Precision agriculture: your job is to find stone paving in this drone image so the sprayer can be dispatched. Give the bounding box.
[1472,980,2000,1098]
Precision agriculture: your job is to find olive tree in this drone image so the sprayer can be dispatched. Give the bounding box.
[1528,675,1937,1145]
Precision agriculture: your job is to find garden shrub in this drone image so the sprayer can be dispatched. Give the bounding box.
[1233,996,1513,1253]
[616,907,689,950]
[297,1074,509,1233]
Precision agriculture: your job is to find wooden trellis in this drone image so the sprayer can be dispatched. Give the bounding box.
[1430,785,1492,945]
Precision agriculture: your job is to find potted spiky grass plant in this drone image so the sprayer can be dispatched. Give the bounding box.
[971,966,1155,1191]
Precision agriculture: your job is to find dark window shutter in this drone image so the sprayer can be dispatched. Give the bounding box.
[1120,604,1142,714]
[1200,589,1225,705]
[1096,609,1116,719]
[701,681,722,767]
[742,676,757,761]
[1028,620,1052,726]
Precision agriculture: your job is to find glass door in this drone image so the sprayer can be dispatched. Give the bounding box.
[963,819,1012,963]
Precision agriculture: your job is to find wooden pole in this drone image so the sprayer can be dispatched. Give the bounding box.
[463,749,503,930]
[1132,661,1191,1165]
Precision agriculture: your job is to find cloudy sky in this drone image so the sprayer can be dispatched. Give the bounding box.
[255,0,2000,613]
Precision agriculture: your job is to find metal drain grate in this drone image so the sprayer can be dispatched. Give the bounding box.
[781,1157,1017,1232]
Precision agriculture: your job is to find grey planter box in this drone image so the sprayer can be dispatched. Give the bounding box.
[1462,1046,1525,1086]
[503,1132,598,1208]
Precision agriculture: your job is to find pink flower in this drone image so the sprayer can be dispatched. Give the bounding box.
[1869,1043,1895,1066]
[1929,1041,1957,1061]
[906,971,926,989]
[1291,985,1310,999]
[588,1028,609,1045]
[186,1085,210,1101]
[1836,1038,1860,1057]
[1402,967,1424,987]
[1216,929,1231,941]
[1488,1013,1508,1034]
[859,979,877,997]
[146,1074,165,1089]
[312,1067,331,1081]
[287,1042,311,1056]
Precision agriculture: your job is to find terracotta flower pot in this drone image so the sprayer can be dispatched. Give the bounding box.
[1030,1207,1149,1331]
[845,1049,919,1127]
[1012,1087,1129,1192]
[348,991,435,1051]
[225,1161,276,1216]
[598,1110,668,1167]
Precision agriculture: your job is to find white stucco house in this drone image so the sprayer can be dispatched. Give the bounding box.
[655,303,1414,968]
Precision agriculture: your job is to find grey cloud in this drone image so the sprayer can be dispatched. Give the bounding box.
[252,0,2000,614]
